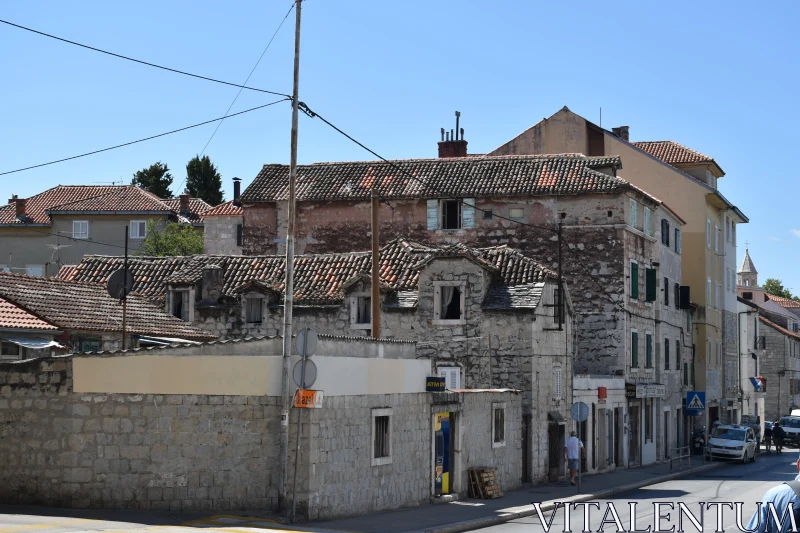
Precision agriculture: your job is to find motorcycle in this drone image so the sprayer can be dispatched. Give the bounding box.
[691,426,706,455]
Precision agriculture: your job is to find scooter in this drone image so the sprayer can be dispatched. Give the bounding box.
[691,426,706,455]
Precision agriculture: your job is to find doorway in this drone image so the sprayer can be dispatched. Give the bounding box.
[434,412,452,495]
[547,422,565,481]
[629,404,641,466]
[663,411,670,459]
[614,407,623,466]
[598,408,607,469]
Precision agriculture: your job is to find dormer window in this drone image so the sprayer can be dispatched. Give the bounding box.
[245,296,264,324]
[426,199,475,231]
[350,294,372,330]
[433,281,466,325]
[169,289,189,321]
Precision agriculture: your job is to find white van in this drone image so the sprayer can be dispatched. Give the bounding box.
[791,409,800,417]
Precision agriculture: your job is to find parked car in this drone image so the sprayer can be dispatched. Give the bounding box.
[778,416,800,447]
[705,424,757,463]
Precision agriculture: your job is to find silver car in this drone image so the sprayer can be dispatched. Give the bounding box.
[705,425,757,463]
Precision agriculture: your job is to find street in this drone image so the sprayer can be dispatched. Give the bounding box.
[0,452,796,533]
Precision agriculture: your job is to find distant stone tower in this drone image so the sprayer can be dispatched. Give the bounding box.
[738,248,758,287]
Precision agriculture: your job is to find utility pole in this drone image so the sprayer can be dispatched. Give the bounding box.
[371,189,380,339]
[279,0,302,514]
[557,222,563,330]
[121,228,129,350]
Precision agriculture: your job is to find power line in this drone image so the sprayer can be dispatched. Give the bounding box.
[0,18,291,98]
[175,3,295,196]
[0,98,289,176]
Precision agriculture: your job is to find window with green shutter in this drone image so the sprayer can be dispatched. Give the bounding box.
[631,262,639,299]
[664,338,670,370]
[683,362,688,386]
[645,268,657,302]
[646,333,653,368]
[632,331,639,368]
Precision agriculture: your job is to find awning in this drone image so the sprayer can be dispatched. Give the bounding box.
[548,411,565,423]
[0,337,65,350]
[134,335,203,346]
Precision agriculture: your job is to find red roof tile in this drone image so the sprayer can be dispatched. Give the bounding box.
[162,198,213,224]
[0,296,59,331]
[766,294,800,309]
[631,141,722,172]
[202,200,243,218]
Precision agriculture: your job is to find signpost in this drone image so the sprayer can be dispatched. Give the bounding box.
[570,402,589,493]
[291,327,317,523]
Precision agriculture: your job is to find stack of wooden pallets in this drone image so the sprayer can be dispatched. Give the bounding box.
[468,467,503,499]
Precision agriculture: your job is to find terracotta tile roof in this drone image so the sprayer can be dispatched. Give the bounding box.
[0,296,59,331]
[766,294,800,308]
[58,241,556,309]
[631,141,721,169]
[202,201,243,218]
[0,272,217,341]
[759,315,800,340]
[162,198,213,224]
[240,155,629,203]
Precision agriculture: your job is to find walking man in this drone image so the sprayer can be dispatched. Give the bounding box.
[746,452,800,532]
[774,421,786,455]
[564,430,585,486]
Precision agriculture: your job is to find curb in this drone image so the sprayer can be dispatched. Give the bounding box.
[404,462,723,533]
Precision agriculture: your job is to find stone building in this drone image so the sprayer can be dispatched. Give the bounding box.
[0,336,522,518]
[202,178,244,255]
[60,240,573,483]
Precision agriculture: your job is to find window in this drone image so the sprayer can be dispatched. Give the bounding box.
[631,330,639,368]
[716,283,721,309]
[442,200,461,229]
[661,219,670,246]
[630,199,637,229]
[245,297,263,324]
[75,338,101,353]
[645,267,657,302]
[646,333,653,368]
[674,283,680,309]
[0,340,21,360]
[72,220,89,239]
[355,296,371,325]
[433,282,465,324]
[645,398,653,442]
[630,261,639,299]
[743,291,753,300]
[664,277,669,306]
[714,224,719,253]
[683,361,689,386]
[716,341,721,368]
[130,220,147,239]
[707,278,712,306]
[675,229,681,254]
[644,207,651,236]
[438,367,461,390]
[509,207,524,220]
[732,223,736,245]
[26,265,44,277]
[236,224,243,247]
[426,199,475,230]
[492,403,506,448]
[706,218,712,248]
[553,287,564,323]
[707,340,712,368]
[664,338,670,370]
[371,409,392,466]
[553,366,563,399]
[676,343,681,372]
[483,209,493,220]
[170,290,189,321]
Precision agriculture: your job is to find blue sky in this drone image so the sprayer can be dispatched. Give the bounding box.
[1,1,798,290]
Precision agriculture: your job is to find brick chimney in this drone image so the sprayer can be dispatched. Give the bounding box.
[7,194,17,205]
[612,126,630,142]
[15,198,26,218]
[233,177,241,206]
[179,194,190,215]
[438,111,468,158]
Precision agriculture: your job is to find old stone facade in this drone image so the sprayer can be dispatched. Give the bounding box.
[758,314,800,420]
[203,215,243,255]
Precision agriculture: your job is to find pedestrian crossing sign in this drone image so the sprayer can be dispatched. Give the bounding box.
[686,391,705,412]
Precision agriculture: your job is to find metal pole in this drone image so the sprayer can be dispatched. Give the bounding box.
[280,0,302,513]
[371,191,380,339]
[557,222,563,330]
[122,226,128,350]
[291,329,309,522]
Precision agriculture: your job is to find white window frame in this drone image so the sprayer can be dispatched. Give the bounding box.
[245,296,264,324]
[72,220,89,239]
[26,264,45,277]
[433,281,466,325]
[130,220,147,239]
[491,402,507,448]
[714,224,720,253]
[706,218,712,248]
[553,364,564,399]
[508,207,525,220]
[371,408,392,466]
[0,340,21,360]
[349,293,372,330]
[644,207,651,236]
[716,283,720,309]
[707,340,712,368]
[438,366,462,390]
[169,289,190,321]
[675,228,682,254]
[707,278,712,307]
[630,199,637,230]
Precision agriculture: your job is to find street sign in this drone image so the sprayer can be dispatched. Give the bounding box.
[293,389,323,408]
[106,268,134,299]
[293,358,317,389]
[571,401,589,422]
[686,391,706,413]
[295,328,318,357]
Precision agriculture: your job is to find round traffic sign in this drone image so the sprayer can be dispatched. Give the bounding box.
[571,401,589,422]
[295,328,318,357]
[293,359,317,389]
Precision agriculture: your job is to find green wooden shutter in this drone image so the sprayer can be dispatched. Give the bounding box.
[646,334,653,368]
[631,262,639,299]
[664,339,670,370]
[645,268,657,302]
[632,332,639,368]
[426,200,439,230]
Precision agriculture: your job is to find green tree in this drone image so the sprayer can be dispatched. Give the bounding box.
[132,162,173,198]
[135,221,204,257]
[763,278,799,300]
[185,155,224,205]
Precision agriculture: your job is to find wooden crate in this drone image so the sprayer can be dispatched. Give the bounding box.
[468,467,503,499]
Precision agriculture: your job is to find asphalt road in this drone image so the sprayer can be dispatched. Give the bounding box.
[471,451,799,533]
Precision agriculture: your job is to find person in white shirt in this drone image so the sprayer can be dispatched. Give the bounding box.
[564,430,585,486]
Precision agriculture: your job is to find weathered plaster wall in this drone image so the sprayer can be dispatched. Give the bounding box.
[241,203,277,255]
[204,216,243,255]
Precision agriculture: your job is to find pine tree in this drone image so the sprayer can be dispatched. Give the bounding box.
[131,162,173,198]
[185,155,224,205]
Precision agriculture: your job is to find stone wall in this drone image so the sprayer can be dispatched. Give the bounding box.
[204,216,243,255]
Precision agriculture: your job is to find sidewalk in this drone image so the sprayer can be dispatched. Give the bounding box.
[301,458,721,533]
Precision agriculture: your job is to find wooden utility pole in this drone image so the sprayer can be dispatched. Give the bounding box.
[371,190,380,339]
[279,0,302,513]
[122,227,129,350]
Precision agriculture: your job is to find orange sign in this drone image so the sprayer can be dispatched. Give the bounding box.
[293,389,323,408]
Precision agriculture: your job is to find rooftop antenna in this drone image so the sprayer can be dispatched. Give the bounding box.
[455,111,461,140]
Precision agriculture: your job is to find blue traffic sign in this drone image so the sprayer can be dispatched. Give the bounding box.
[686,391,705,412]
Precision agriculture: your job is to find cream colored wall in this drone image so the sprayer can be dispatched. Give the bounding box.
[488,108,588,156]
[73,355,432,396]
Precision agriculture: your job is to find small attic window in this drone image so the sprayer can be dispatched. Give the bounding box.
[483,209,493,220]
[560,212,566,220]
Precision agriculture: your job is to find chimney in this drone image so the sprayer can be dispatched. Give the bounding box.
[612,126,630,142]
[15,198,26,218]
[7,194,17,205]
[179,194,190,215]
[233,177,241,206]
[438,111,468,158]
[201,265,224,303]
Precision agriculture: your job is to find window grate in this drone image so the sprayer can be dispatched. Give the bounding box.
[493,408,505,443]
[374,416,390,458]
